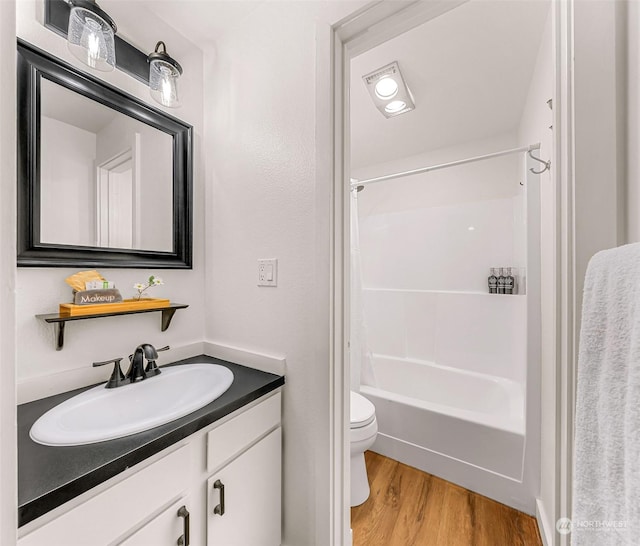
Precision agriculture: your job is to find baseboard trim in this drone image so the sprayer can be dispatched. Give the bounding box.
[536,498,553,546]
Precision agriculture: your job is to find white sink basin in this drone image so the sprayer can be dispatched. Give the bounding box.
[30,364,234,446]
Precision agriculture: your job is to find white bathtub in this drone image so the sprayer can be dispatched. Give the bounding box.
[361,354,526,488]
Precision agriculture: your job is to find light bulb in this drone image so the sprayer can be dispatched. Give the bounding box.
[385,100,407,114]
[375,77,398,100]
[161,78,173,107]
[84,21,101,68]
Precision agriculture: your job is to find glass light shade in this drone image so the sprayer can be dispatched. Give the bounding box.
[385,100,407,114]
[149,59,181,108]
[67,6,116,72]
[374,77,398,100]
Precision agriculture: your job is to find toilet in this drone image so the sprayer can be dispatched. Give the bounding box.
[350,391,378,507]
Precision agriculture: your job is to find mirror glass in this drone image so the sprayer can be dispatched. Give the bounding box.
[40,78,173,252]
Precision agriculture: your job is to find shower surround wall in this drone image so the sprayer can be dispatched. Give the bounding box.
[352,132,531,510]
[362,291,526,384]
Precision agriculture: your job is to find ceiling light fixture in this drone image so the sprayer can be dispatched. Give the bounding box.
[363,61,415,118]
[148,41,183,108]
[66,0,117,72]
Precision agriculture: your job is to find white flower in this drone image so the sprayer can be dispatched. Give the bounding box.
[132,274,165,300]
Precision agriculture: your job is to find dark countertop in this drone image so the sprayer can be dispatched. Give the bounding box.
[18,355,285,527]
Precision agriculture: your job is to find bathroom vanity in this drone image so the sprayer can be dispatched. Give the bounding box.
[17,356,284,545]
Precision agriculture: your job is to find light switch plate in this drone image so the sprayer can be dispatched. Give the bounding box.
[258,259,278,287]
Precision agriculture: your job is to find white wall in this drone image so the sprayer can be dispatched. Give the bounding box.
[516,8,553,542]
[574,1,626,279]
[519,4,626,543]
[16,0,205,402]
[40,117,96,246]
[203,2,365,544]
[559,3,627,545]
[0,1,17,543]
[627,1,640,243]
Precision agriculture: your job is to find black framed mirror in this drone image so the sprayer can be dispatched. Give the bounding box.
[17,39,193,268]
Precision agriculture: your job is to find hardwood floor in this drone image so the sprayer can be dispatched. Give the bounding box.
[351,452,542,546]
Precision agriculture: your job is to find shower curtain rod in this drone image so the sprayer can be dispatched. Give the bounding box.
[351,142,542,189]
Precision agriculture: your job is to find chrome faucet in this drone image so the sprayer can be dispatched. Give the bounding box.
[126,344,170,383]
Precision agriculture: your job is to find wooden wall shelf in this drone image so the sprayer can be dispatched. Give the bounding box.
[36,303,189,350]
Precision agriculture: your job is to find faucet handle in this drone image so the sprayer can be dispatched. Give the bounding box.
[93,357,126,389]
[145,345,169,377]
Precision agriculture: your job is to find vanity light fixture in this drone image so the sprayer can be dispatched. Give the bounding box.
[45,1,187,105]
[148,41,183,108]
[363,61,415,118]
[66,0,117,72]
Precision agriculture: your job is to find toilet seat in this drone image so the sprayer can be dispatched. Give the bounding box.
[351,391,376,429]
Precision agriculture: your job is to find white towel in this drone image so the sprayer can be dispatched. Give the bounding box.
[572,243,640,545]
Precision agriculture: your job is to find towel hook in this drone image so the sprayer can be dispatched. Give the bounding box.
[528,150,551,175]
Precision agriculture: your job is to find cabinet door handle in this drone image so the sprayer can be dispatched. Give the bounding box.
[213,479,225,516]
[177,505,190,546]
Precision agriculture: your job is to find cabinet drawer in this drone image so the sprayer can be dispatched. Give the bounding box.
[207,392,280,473]
[19,444,190,546]
[119,497,190,546]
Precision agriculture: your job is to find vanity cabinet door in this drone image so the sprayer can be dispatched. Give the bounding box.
[119,497,191,546]
[207,427,281,546]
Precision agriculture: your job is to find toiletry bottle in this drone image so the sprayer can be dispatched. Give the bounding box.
[505,267,515,295]
[488,268,498,294]
[497,268,506,294]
